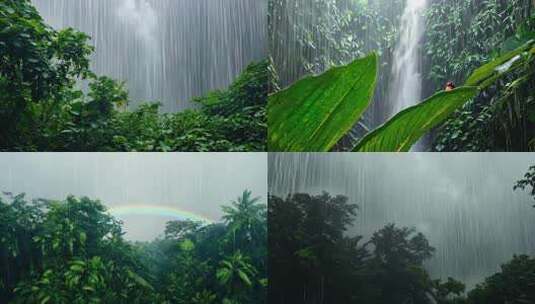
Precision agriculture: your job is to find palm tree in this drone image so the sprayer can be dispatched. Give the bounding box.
[221,190,266,251]
[216,251,257,301]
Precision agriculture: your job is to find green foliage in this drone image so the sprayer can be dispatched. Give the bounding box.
[0,194,154,304]
[0,0,93,146]
[270,0,534,151]
[0,190,267,303]
[432,96,494,152]
[269,192,360,303]
[0,0,267,152]
[165,220,203,240]
[465,40,535,89]
[514,165,535,207]
[433,277,467,304]
[217,251,257,302]
[222,191,267,257]
[355,87,479,152]
[467,255,535,304]
[269,192,454,304]
[269,191,535,304]
[424,0,531,89]
[106,60,269,153]
[269,0,407,142]
[268,54,377,151]
[434,38,535,152]
[427,1,535,152]
[365,224,436,303]
[269,51,481,152]
[269,0,404,87]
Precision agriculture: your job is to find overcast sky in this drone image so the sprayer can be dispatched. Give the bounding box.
[0,153,267,241]
[269,153,535,288]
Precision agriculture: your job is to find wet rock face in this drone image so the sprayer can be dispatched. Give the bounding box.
[32,0,267,112]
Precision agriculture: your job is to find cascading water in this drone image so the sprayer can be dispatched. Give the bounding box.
[31,0,266,112]
[269,153,535,288]
[388,0,428,117]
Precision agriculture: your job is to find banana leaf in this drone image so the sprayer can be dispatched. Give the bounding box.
[466,40,535,89]
[353,87,479,152]
[268,53,377,152]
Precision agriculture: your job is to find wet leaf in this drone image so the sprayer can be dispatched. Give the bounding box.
[354,87,479,152]
[268,53,377,152]
[466,40,535,89]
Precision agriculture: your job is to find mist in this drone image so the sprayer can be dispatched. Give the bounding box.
[269,153,535,288]
[31,0,267,112]
[0,153,267,241]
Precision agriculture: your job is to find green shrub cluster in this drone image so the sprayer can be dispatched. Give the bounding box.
[269,191,535,304]
[0,191,267,303]
[0,0,267,152]
[425,1,535,151]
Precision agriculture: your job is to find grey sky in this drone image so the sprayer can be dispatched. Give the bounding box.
[1,153,267,241]
[269,153,535,288]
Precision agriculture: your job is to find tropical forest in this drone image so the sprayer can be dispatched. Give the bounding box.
[0,153,268,304]
[268,0,535,152]
[0,0,268,152]
[0,191,267,304]
[269,153,535,303]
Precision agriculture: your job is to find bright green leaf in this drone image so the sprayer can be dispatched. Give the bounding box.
[354,87,479,152]
[237,270,252,287]
[268,53,378,152]
[466,40,535,89]
[40,295,50,304]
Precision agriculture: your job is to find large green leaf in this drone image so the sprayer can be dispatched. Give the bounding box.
[353,87,479,152]
[466,40,535,89]
[268,53,378,152]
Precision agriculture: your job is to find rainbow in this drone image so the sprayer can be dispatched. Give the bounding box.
[108,205,214,223]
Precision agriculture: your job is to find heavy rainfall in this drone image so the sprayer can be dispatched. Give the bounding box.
[0,153,268,303]
[0,153,267,240]
[33,0,267,112]
[1,0,268,151]
[269,153,535,288]
[268,0,534,152]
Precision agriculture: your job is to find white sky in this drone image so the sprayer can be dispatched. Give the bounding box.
[0,153,267,241]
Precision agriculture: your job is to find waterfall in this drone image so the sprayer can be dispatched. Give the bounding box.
[388,0,427,116]
[31,0,266,112]
[269,153,535,289]
[115,0,158,48]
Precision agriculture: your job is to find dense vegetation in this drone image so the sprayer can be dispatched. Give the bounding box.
[269,191,535,303]
[428,0,535,151]
[0,190,267,303]
[0,0,268,152]
[269,0,405,127]
[268,45,490,151]
[269,0,535,152]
